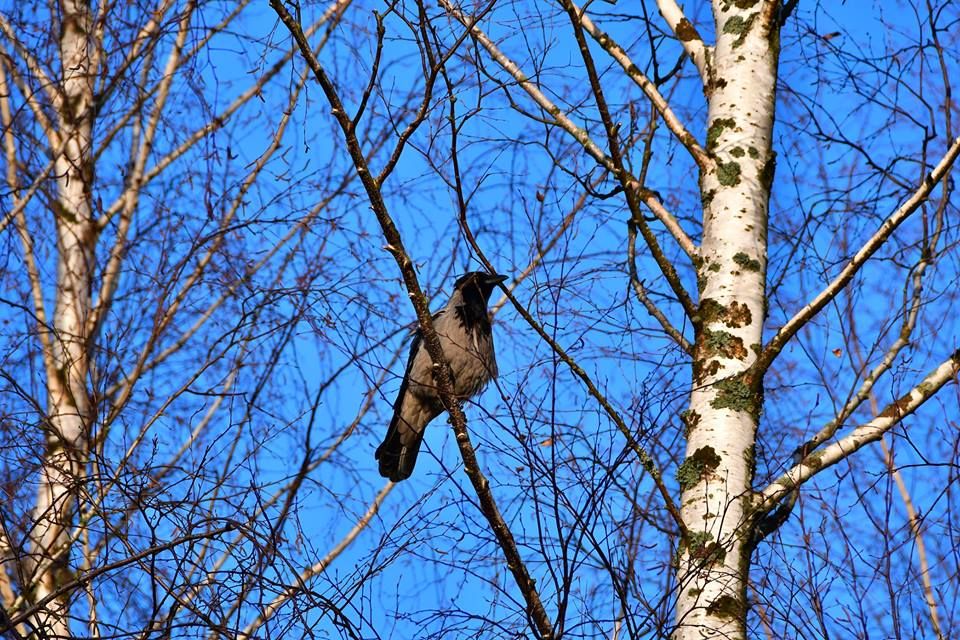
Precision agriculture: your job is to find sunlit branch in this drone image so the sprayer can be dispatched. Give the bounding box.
[4,522,239,631]
[560,0,697,323]
[102,45,327,426]
[908,12,953,634]
[96,0,352,230]
[569,0,711,170]
[0,62,58,378]
[756,135,960,375]
[270,2,555,636]
[96,0,356,410]
[560,0,698,331]
[881,436,944,639]
[654,0,711,83]
[94,0,176,108]
[759,349,960,510]
[0,17,61,142]
[87,0,197,339]
[628,220,692,354]
[439,0,697,261]
[0,138,67,238]
[92,0,253,160]
[238,483,394,639]
[796,190,947,456]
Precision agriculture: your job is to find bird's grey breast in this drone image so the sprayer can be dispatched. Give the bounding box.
[435,304,496,398]
[405,297,497,401]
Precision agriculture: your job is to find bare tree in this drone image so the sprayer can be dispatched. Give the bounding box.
[0,0,413,636]
[2,0,958,638]
[269,0,960,639]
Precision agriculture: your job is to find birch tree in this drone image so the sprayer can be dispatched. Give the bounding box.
[2,0,958,637]
[272,0,960,638]
[0,0,407,636]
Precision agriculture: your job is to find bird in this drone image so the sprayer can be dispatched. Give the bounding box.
[376,271,507,482]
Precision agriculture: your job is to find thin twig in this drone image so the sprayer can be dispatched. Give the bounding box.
[569,0,711,169]
[756,135,960,375]
[269,3,554,636]
[628,221,692,353]
[439,0,698,262]
[758,349,960,510]
[559,0,696,321]
[239,483,394,638]
[654,0,711,83]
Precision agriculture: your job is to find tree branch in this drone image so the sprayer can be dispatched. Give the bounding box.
[755,135,960,374]
[239,483,394,639]
[654,0,711,84]
[559,0,697,321]
[439,0,698,262]
[87,0,197,339]
[96,0,352,230]
[628,220,692,354]
[758,349,960,511]
[0,16,62,138]
[3,524,239,632]
[570,0,711,170]
[440,59,686,534]
[269,3,554,637]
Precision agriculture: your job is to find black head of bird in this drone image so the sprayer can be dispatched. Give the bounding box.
[375,271,507,482]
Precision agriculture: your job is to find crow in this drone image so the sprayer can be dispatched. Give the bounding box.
[376,272,507,481]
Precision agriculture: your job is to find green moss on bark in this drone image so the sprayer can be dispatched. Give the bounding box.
[707,118,736,152]
[706,595,744,619]
[683,530,726,564]
[722,14,756,48]
[733,252,761,272]
[677,446,722,490]
[717,161,741,186]
[711,375,755,413]
[703,329,748,360]
[698,298,753,329]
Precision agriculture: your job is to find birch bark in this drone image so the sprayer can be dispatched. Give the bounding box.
[673,2,779,638]
[26,0,95,633]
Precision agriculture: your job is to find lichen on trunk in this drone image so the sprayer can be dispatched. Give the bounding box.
[673,1,780,638]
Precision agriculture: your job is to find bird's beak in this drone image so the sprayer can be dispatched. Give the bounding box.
[485,274,508,285]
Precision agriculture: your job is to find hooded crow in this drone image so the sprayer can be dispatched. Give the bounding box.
[376,271,507,481]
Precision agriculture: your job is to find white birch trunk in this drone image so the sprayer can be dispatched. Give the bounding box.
[673,2,779,638]
[27,0,95,633]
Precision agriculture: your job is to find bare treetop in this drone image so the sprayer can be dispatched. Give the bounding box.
[0,0,958,638]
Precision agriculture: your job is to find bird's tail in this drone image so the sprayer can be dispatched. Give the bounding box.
[375,412,425,482]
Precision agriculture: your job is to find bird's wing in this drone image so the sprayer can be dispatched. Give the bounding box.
[377,309,447,481]
[389,307,447,412]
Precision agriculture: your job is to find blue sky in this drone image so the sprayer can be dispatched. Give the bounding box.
[0,0,958,637]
